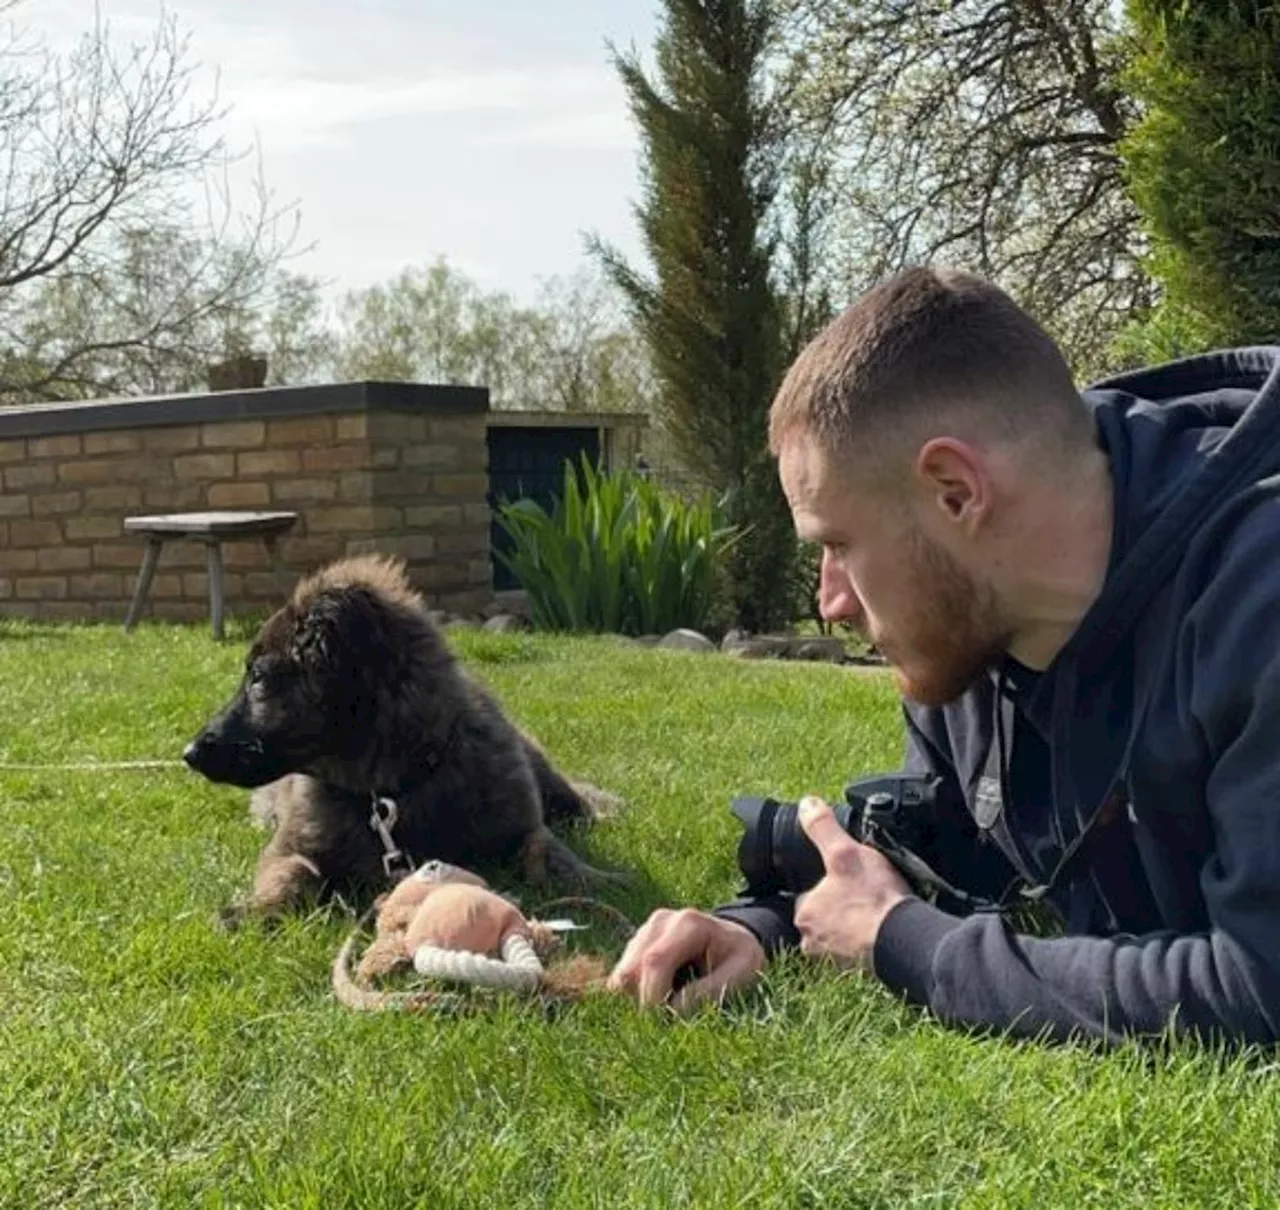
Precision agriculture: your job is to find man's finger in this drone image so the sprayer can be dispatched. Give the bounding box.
[606,948,639,993]
[636,945,690,1006]
[798,795,860,874]
[607,909,671,992]
[669,952,755,1016]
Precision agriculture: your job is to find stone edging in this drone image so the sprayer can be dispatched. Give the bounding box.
[645,626,885,665]
[431,605,887,666]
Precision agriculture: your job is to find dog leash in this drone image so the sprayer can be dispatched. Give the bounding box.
[0,759,186,771]
[368,793,417,882]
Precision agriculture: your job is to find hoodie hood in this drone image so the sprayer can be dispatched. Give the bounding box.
[991,346,1280,905]
[978,347,1280,903]
[1062,347,1280,675]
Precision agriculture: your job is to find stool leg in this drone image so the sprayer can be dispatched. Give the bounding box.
[206,541,227,640]
[124,538,163,632]
[264,535,292,598]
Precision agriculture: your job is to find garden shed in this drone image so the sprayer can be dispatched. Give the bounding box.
[0,382,647,624]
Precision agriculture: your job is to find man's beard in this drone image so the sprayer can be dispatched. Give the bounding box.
[880,527,1009,708]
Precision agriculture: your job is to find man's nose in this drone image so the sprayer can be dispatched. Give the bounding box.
[818,551,863,626]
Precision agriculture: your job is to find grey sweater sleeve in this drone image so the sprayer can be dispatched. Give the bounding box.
[710,891,799,956]
[874,522,1280,1048]
[872,892,1277,1047]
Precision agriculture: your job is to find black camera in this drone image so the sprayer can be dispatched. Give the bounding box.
[730,772,954,899]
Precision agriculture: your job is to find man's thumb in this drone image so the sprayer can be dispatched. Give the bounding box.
[798,795,857,870]
[799,795,827,819]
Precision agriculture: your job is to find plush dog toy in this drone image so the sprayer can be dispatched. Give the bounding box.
[332,860,619,1012]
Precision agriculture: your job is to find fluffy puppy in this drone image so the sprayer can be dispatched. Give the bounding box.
[183,553,622,924]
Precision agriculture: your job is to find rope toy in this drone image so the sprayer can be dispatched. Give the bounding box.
[331,859,635,1013]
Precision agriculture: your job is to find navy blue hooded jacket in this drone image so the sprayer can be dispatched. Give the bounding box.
[715,347,1280,1048]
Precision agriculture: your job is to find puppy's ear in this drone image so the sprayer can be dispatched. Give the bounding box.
[290,585,403,684]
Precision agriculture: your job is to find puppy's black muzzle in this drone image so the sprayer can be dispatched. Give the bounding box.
[184,707,291,788]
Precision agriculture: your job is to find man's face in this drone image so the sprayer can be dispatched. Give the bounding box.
[779,432,1010,707]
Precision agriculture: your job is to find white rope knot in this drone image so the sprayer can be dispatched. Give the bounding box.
[411,932,544,994]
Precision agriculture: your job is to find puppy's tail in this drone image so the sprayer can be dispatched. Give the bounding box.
[541,831,630,888]
[522,732,625,827]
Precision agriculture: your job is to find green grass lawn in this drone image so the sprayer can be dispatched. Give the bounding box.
[1,620,1277,1209]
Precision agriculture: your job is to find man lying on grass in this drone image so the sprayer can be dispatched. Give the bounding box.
[608,266,1280,1049]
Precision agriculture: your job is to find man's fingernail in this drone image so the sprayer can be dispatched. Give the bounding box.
[799,796,823,819]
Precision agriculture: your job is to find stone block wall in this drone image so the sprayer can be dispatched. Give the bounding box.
[0,382,496,622]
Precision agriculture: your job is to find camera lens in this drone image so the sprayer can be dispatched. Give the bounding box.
[731,795,857,895]
[730,796,780,893]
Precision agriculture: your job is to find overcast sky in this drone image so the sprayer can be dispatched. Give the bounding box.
[37,0,659,304]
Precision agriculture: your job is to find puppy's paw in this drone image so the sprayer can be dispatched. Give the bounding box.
[217,901,249,932]
[571,863,634,891]
[216,900,284,933]
[571,780,627,822]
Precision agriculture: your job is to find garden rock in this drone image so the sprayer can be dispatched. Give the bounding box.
[658,628,716,653]
[723,635,793,659]
[482,614,530,633]
[844,651,887,666]
[483,593,531,622]
[790,637,849,663]
[717,628,886,666]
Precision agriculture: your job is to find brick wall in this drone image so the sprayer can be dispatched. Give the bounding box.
[0,383,496,622]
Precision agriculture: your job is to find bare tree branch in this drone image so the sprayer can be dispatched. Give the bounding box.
[776,0,1150,376]
[0,1,305,403]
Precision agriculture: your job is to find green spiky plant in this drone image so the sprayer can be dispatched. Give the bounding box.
[495,455,740,637]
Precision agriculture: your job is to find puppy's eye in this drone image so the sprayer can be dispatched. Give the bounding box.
[249,662,297,693]
[247,662,278,690]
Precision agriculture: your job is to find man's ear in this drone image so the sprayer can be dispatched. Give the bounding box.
[913,437,990,530]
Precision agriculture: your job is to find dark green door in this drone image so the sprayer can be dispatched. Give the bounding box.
[487,425,601,590]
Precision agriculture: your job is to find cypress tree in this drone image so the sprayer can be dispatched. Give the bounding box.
[593,0,797,633]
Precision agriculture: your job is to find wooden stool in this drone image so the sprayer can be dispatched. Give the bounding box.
[123,511,299,640]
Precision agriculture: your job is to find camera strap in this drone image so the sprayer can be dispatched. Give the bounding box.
[861,818,1000,914]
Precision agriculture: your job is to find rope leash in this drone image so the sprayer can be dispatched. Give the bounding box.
[0,760,186,772]
[526,895,638,939]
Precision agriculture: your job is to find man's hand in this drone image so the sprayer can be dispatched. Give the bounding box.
[606,907,767,1013]
[794,795,912,975]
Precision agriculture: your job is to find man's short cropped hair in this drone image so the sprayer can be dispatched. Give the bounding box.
[768,266,1094,469]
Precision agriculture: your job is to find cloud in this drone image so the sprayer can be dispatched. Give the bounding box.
[228,65,628,148]
[22,0,653,301]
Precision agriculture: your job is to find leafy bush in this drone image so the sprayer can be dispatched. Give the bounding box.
[1116,1,1280,357]
[494,456,739,636]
